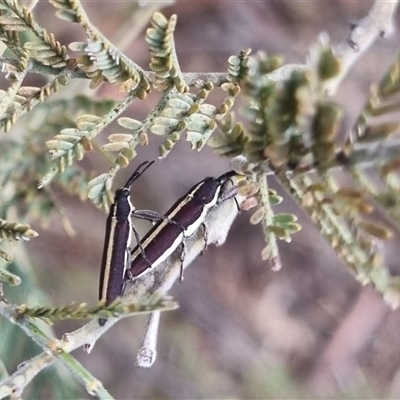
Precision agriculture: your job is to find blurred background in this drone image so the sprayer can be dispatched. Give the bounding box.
[3,0,400,398]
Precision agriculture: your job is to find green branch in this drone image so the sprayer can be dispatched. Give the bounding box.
[0,296,177,399]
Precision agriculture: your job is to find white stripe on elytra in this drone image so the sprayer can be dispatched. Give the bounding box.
[132,183,222,279]
[183,185,221,237]
[122,195,134,277]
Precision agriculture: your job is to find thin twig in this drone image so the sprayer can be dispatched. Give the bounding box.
[327,0,399,94]
[0,301,115,400]
[0,352,53,399]
[0,181,243,392]
[136,311,161,368]
[0,57,303,87]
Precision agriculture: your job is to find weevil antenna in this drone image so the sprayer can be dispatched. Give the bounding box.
[131,225,153,267]
[218,185,239,203]
[217,170,240,203]
[124,160,156,189]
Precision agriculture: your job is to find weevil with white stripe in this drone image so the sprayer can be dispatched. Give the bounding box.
[82,173,247,362]
[126,174,246,367]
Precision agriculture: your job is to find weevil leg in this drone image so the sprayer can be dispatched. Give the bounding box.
[179,241,186,282]
[125,268,134,281]
[234,196,240,211]
[131,225,152,267]
[126,246,133,265]
[121,279,127,296]
[163,215,185,231]
[201,223,209,255]
[133,210,185,230]
[133,209,165,223]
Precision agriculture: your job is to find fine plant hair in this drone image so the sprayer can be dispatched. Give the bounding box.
[0,0,399,398]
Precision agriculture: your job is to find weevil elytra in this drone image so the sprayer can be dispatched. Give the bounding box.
[98,161,161,326]
[125,170,238,282]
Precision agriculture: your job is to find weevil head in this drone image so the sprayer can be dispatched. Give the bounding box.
[113,187,135,215]
[216,170,238,185]
[115,186,130,199]
[191,171,240,208]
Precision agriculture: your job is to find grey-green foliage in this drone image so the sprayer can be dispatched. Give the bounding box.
[209,43,400,300]
[15,295,177,324]
[0,0,398,311]
[0,260,82,399]
[0,0,400,397]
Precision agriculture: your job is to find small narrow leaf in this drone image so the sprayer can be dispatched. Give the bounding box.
[357,221,393,240]
[87,174,108,191]
[0,267,21,286]
[118,117,143,131]
[269,194,283,205]
[250,207,265,225]
[77,114,102,125]
[69,41,87,52]
[151,124,175,136]
[102,142,129,152]
[241,197,258,211]
[55,10,80,23]
[273,213,298,224]
[107,133,133,143]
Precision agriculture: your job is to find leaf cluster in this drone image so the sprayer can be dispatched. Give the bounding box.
[15,295,178,324]
[1,2,400,397]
